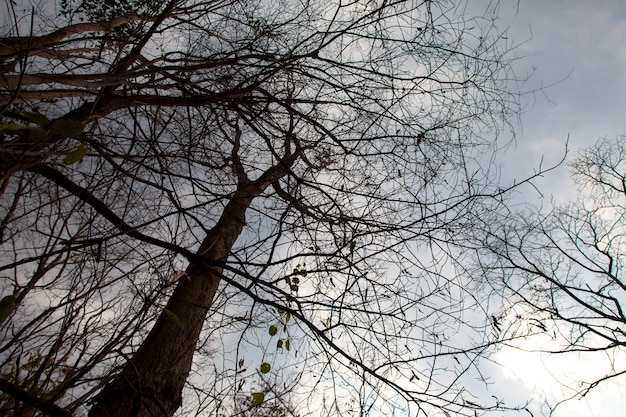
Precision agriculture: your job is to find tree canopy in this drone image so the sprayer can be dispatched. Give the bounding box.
[0,1,530,416]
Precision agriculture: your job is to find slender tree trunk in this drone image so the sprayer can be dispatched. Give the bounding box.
[88,191,253,417]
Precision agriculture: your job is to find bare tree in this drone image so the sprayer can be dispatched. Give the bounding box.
[474,137,626,408]
[1,0,526,416]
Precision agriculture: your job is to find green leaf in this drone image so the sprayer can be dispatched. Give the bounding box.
[63,144,88,165]
[292,278,300,284]
[0,295,16,324]
[0,124,46,141]
[260,362,271,374]
[23,112,49,127]
[276,339,283,349]
[268,325,278,336]
[164,308,183,327]
[285,313,291,324]
[285,339,291,351]
[251,392,265,406]
[52,119,85,137]
[0,123,30,132]
[28,127,46,141]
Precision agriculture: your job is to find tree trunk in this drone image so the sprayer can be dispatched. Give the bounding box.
[88,189,256,417]
[87,139,296,416]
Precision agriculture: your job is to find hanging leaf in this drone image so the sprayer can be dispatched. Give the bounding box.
[238,358,245,368]
[164,309,183,327]
[268,325,278,336]
[28,127,46,141]
[0,123,29,132]
[285,339,291,351]
[285,313,291,324]
[251,392,265,406]
[276,339,283,349]
[0,295,16,324]
[23,112,50,128]
[294,267,307,277]
[63,144,88,165]
[260,362,271,374]
[52,119,85,137]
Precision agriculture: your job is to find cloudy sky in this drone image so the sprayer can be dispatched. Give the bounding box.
[476,1,626,416]
[491,0,626,201]
[1,1,623,416]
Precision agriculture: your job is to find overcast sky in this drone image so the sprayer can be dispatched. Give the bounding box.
[2,1,623,415]
[489,0,626,203]
[477,1,626,416]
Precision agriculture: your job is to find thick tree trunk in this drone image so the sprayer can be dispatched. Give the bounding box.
[87,148,297,416]
[88,190,256,417]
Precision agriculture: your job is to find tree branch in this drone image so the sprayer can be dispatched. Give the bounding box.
[0,376,74,417]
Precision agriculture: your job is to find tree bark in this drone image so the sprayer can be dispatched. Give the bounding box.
[88,197,248,417]
[89,157,295,417]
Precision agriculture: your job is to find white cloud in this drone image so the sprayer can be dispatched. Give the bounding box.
[492,334,626,417]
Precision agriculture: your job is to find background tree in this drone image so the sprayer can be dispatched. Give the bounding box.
[1,0,526,416]
[473,137,626,409]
